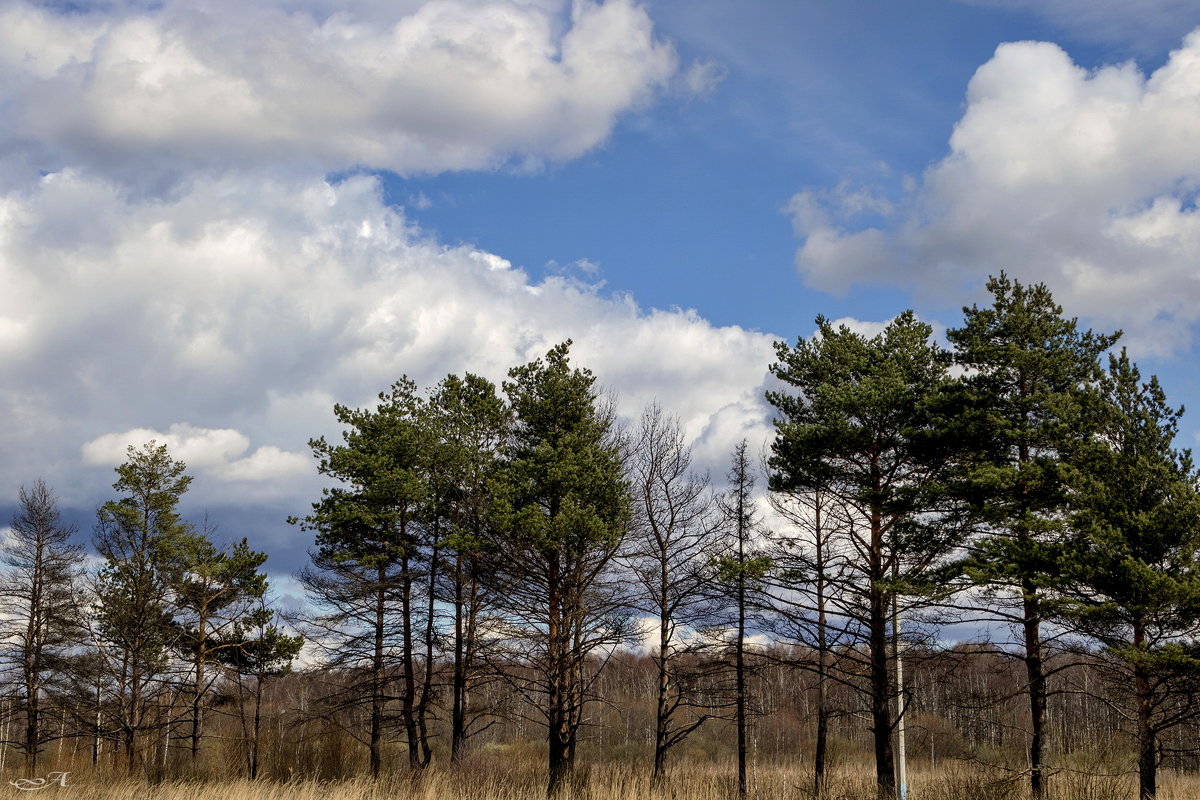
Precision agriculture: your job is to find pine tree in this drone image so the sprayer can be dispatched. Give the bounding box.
[715,440,768,800]
[294,378,434,777]
[487,341,632,797]
[1060,351,1200,800]
[768,312,963,800]
[946,273,1119,798]
[172,530,268,762]
[92,441,204,774]
[426,372,508,763]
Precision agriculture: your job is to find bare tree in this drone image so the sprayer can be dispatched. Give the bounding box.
[0,480,83,770]
[762,486,854,798]
[715,440,768,800]
[622,403,722,786]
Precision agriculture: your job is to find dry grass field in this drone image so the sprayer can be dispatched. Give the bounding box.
[14,761,1200,800]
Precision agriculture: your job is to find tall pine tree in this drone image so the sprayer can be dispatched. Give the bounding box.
[1060,351,1200,800]
[92,442,204,774]
[487,341,632,797]
[946,273,1118,798]
[768,312,963,800]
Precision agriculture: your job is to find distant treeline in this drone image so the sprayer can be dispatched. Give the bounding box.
[4,274,1199,800]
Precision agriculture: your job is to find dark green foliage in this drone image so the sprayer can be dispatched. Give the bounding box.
[495,341,629,557]
[768,311,963,800]
[1060,351,1200,800]
[426,372,509,762]
[304,377,429,569]
[947,273,1119,591]
[488,341,632,797]
[93,441,206,773]
[945,273,1119,798]
[293,377,434,775]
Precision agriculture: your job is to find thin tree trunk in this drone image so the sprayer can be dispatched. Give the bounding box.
[369,564,386,780]
[869,510,896,800]
[400,550,420,771]
[652,557,671,788]
[736,486,748,800]
[250,677,263,781]
[546,553,572,798]
[451,553,467,764]
[1023,585,1047,799]
[814,498,829,799]
[1134,621,1156,800]
[416,540,440,768]
[191,617,205,763]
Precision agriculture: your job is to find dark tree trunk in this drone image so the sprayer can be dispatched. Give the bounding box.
[736,565,748,799]
[400,551,421,771]
[368,565,386,780]
[870,581,896,799]
[546,553,573,798]
[415,541,440,769]
[451,553,468,764]
[869,509,895,800]
[652,554,671,789]
[814,498,829,799]
[1022,585,1046,799]
[1134,621,1157,800]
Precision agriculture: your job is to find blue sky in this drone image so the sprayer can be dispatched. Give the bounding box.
[4,0,1200,594]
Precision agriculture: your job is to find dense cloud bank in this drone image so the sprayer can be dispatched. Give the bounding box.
[0,0,775,574]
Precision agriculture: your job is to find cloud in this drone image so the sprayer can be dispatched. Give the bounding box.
[676,57,727,100]
[789,30,1200,354]
[0,0,677,181]
[81,424,310,483]
[0,169,775,513]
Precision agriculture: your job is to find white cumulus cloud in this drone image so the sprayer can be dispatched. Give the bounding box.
[81,424,310,484]
[0,169,774,510]
[789,30,1200,354]
[0,0,677,181]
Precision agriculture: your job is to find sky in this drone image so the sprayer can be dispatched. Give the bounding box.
[5,0,1200,603]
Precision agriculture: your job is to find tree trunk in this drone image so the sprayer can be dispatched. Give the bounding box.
[814,498,829,799]
[416,540,440,769]
[191,622,205,762]
[652,550,671,789]
[369,565,386,780]
[546,553,573,798]
[1022,585,1047,799]
[870,581,896,799]
[729,482,748,800]
[400,550,421,771]
[869,509,895,800]
[1134,622,1156,800]
[25,680,38,771]
[451,553,467,764]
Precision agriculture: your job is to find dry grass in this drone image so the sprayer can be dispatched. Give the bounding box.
[11,761,1200,800]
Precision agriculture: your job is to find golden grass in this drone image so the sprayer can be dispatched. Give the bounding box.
[13,762,1200,800]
